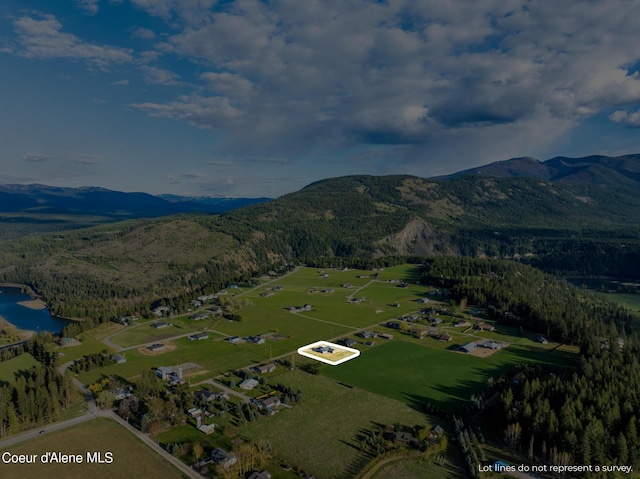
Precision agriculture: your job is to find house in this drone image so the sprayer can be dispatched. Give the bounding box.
[111,354,126,364]
[459,342,477,353]
[211,448,237,468]
[273,286,283,291]
[152,306,169,317]
[536,334,548,344]
[156,366,174,379]
[190,300,202,308]
[453,320,471,328]
[253,363,276,374]
[342,338,357,347]
[114,388,131,401]
[152,321,171,329]
[188,332,209,341]
[227,336,244,344]
[148,343,166,352]
[391,302,400,308]
[394,431,416,446]
[247,336,266,345]
[386,321,402,330]
[379,333,393,340]
[248,471,272,479]
[417,298,430,304]
[198,423,216,435]
[342,283,353,288]
[255,396,281,410]
[365,341,375,347]
[358,331,376,339]
[436,333,452,342]
[430,425,445,440]
[190,313,210,321]
[323,288,334,293]
[261,292,274,297]
[239,379,259,390]
[412,329,430,340]
[475,321,495,332]
[313,346,334,354]
[479,340,503,350]
[188,408,203,418]
[431,317,443,325]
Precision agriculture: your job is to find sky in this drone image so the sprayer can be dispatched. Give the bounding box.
[2,0,640,198]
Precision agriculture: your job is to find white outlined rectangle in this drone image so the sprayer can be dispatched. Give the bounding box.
[297,340,360,366]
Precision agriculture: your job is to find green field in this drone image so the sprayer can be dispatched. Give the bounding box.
[595,292,640,312]
[110,317,223,348]
[0,418,183,479]
[0,353,39,385]
[322,340,577,412]
[240,370,432,479]
[56,333,111,363]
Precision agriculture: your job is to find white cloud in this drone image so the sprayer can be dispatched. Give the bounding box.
[22,153,52,163]
[130,95,242,130]
[10,14,133,67]
[131,27,156,40]
[141,65,184,86]
[112,79,129,86]
[75,0,100,15]
[139,0,640,166]
[609,110,640,127]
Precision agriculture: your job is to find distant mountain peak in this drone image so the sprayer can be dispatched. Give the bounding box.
[434,153,640,189]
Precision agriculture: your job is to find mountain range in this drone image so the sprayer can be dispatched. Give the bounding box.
[1,153,640,319]
[436,153,640,188]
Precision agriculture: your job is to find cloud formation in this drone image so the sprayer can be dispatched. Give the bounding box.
[22,153,52,163]
[11,14,133,67]
[126,0,640,170]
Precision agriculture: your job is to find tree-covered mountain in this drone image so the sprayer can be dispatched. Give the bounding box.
[1,171,640,320]
[435,153,640,189]
[0,184,270,240]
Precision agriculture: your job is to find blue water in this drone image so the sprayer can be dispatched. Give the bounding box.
[0,287,70,333]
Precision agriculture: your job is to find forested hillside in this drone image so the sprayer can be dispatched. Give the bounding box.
[420,257,640,471]
[1,174,639,320]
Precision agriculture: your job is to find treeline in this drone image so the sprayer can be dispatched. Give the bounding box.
[68,352,115,374]
[421,257,635,343]
[0,333,59,367]
[0,334,76,437]
[494,345,640,469]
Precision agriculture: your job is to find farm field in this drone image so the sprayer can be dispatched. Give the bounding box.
[56,333,108,363]
[0,353,38,385]
[239,370,432,479]
[322,340,578,412]
[0,417,183,479]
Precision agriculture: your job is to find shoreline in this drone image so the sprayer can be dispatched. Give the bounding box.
[0,282,40,299]
[0,282,83,323]
[0,315,34,340]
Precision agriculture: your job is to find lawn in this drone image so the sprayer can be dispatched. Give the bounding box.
[595,292,640,312]
[239,370,431,479]
[55,333,111,363]
[0,417,184,479]
[321,340,578,412]
[0,353,38,385]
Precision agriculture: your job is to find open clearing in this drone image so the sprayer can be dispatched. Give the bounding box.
[322,340,578,412]
[0,417,183,479]
[0,353,39,385]
[240,370,431,479]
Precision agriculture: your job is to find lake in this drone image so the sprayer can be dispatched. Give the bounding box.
[0,287,70,333]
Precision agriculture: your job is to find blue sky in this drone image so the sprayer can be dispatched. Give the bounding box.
[2,0,640,197]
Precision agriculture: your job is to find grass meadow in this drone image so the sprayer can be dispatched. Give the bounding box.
[0,353,38,385]
[0,418,183,479]
[321,340,578,412]
[239,370,431,479]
